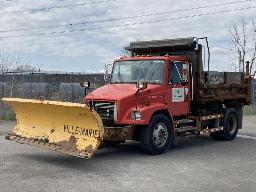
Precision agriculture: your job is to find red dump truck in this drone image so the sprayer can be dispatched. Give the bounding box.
[3,37,252,158]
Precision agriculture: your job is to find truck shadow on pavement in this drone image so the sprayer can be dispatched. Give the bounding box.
[19,135,226,171]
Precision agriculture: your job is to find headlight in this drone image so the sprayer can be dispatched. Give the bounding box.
[131,111,141,120]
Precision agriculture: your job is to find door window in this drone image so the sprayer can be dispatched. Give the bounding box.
[169,62,188,84]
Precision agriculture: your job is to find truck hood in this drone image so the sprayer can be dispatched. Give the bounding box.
[86,84,160,101]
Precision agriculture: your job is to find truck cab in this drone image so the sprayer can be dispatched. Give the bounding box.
[85,37,251,155]
[86,55,191,124]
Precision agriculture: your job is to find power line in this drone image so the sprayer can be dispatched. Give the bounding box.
[0,0,15,3]
[0,0,252,33]
[0,5,255,39]
[0,0,115,15]
[0,0,86,3]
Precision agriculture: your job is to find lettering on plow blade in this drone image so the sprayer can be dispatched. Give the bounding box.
[64,125,99,138]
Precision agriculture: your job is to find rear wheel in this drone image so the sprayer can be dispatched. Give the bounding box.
[210,108,239,141]
[140,114,173,155]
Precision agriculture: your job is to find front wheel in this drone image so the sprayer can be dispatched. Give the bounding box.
[140,114,173,155]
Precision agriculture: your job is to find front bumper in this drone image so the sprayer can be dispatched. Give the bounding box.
[103,126,134,141]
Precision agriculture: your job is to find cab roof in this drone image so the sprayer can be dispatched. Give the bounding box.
[115,55,189,62]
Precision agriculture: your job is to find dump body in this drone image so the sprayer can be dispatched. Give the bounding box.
[197,71,251,103]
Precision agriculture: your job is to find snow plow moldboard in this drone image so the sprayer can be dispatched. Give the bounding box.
[2,98,104,159]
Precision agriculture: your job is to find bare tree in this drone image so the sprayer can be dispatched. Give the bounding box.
[120,38,143,57]
[229,17,256,75]
[36,63,44,72]
[0,48,36,73]
[120,48,132,57]
[14,64,37,72]
[104,63,113,82]
[12,50,33,72]
[0,49,14,72]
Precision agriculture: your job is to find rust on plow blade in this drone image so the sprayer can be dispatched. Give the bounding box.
[2,98,104,159]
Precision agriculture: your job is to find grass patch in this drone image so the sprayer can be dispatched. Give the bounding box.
[243,105,256,116]
[0,108,16,121]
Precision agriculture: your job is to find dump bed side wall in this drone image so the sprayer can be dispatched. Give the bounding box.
[195,71,251,105]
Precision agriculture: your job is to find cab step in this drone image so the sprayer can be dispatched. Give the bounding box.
[176,126,198,133]
[175,119,195,125]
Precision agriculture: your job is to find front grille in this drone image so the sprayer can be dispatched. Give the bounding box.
[93,101,115,126]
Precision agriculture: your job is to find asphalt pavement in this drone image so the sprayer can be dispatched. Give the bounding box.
[0,116,255,192]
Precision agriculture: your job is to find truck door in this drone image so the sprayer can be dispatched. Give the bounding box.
[168,61,190,115]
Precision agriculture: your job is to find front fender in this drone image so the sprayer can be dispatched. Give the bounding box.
[115,103,173,125]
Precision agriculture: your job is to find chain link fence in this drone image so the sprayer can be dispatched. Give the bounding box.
[0,72,105,119]
[0,72,255,119]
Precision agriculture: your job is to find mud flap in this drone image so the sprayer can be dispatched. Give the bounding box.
[2,98,104,159]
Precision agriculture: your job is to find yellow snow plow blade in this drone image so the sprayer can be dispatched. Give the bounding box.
[2,98,104,159]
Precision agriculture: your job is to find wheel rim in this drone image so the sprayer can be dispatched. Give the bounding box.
[227,114,237,135]
[152,123,168,148]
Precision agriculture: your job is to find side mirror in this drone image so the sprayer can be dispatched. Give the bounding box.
[80,81,91,88]
[136,81,148,90]
[80,81,91,97]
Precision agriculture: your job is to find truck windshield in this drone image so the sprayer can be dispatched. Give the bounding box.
[111,60,165,84]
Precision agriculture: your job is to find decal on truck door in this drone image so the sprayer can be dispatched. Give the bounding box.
[172,88,185,102]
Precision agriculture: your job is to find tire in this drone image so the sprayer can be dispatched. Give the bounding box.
[140,114,173,155]
[210,108,239,141]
